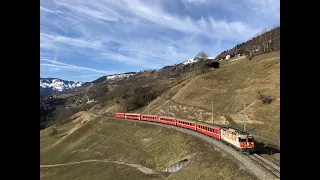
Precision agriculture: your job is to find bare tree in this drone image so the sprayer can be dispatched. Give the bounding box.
[197,51,208,58]
[245,49,254,60]
[257,91,274,104]
[50,126,58,137]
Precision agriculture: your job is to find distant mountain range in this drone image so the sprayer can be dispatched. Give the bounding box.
[40,78,84,97]
[40,56,216,97]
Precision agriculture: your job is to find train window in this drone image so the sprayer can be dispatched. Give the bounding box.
[248,137,254,142]
[239,138,246,142]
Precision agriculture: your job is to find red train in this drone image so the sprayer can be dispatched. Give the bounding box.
[115,113,255,154]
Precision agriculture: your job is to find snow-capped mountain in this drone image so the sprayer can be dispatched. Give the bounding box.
[182,58,197,65]
[40,78,84,97]
[182,56,216,65]
[106,73,135,81]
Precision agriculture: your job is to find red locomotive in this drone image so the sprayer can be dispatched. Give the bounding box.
[115,113,255,153]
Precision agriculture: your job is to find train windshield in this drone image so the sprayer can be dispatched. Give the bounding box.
[239,138,246,142]
[248,137,254,142]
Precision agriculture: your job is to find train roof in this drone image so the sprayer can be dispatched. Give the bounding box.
[141,114,157,116]
[222,127,251,135]
[158,116,176,119]
[121,113,252,135]
[125,113,141,115]
[175,117,223,129]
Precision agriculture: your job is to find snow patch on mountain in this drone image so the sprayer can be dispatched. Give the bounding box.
[182,56,216,65]
[182,58,198,65]
[106,73,134,80]
[40,78,83,92]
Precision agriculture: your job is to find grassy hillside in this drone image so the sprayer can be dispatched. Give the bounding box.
[139,51,280,149]
[40,112,257,180]
[41,27,281,134]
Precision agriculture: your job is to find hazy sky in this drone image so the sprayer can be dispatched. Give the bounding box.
[40,0,280,82]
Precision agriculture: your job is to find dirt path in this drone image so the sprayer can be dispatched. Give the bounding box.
[258,57,280,64]
[40,159,165,177]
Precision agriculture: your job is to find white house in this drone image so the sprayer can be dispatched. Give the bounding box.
[225,55,231,60]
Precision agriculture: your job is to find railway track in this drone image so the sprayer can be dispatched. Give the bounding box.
[89,113,279,180]
[247,154,280,179]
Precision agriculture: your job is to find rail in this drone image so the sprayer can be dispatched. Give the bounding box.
[89,112,280,180]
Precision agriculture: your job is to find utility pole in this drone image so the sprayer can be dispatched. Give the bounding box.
[148,102,150,114]
[167,101,170,117]
[244,102,246,132]
[188,104,189,118]
[212,101,214,124]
